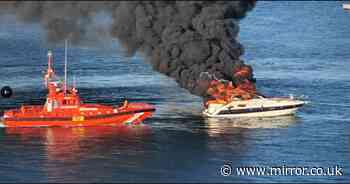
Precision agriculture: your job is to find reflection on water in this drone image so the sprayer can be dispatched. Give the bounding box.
[204,115,299,135]
[5,125,152,161]
[4,125,153,182]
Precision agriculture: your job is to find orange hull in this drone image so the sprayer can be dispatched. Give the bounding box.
[3,109,155,128]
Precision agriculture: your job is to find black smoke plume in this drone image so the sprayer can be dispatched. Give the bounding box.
[0,1,256,97]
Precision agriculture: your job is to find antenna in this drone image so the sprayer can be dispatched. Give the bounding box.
[64,39,68,96]
[48,50,52,72]
[45,50,53,87]
[73,74,76,89]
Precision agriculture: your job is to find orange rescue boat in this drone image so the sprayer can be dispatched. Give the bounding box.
[3,45,155,127]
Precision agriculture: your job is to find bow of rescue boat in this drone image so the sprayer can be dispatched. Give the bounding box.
[118,103,156,125]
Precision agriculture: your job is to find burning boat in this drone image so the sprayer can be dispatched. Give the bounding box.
[2,42,155,127]
[202,66,307,118]
[203,95,306,118]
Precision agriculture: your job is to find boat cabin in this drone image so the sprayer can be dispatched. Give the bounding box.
[44,81,81,112]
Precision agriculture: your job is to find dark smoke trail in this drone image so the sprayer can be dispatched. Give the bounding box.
[0,1,256,98]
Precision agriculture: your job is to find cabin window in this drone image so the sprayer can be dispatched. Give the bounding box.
[63,99,76,105]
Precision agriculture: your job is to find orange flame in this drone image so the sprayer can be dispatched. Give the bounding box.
[206,66,257,105]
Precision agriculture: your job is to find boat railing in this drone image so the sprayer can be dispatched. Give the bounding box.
[20,106,43,113]
[256,95,265,99]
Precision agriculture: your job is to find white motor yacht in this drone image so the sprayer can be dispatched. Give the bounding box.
[203,95,307,118]
[343,3,350,10]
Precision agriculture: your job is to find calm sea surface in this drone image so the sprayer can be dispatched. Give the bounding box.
[0,1,349,182]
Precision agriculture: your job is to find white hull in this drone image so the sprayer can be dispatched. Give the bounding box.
[203,96,306,118]
[343,4,350,10]
[203,107,299,118]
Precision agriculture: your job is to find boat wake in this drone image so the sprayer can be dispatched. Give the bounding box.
[313,102,350,108]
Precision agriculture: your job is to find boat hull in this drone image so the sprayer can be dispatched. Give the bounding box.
[203,107,299,118]
[203,97,306,118]
[3,110,154,128]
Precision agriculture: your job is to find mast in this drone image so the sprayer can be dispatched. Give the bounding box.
[64,39,68,96]
[45,50,54,87]
[48,50,52,72]
[73,75,76,89]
